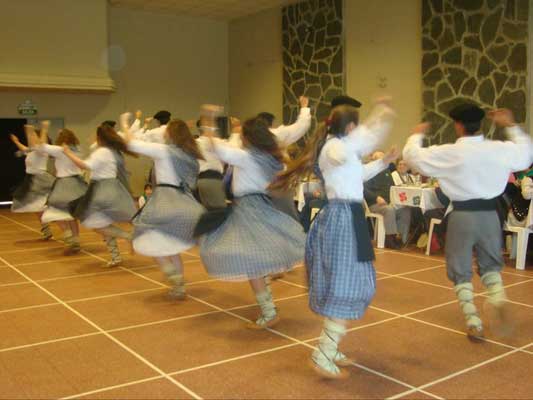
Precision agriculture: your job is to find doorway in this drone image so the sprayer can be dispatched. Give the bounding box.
[0,118,64,203]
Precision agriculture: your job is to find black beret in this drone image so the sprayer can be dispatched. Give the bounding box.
[449,103,485,124]
[153,110,171,121]
[331,95,362,109]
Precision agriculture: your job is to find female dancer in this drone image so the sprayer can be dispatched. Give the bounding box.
[122,115,205,299]
[28,126,87,254]
[196,106,306,329]
[10,122,55,239]
[271,99,395,379]
[62,124,137,267]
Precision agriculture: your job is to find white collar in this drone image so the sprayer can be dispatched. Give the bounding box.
[456,134,484,144]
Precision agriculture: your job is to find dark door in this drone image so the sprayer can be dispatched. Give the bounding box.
[0,119,27,202]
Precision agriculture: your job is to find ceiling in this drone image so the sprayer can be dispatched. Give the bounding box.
[109,0,300,20]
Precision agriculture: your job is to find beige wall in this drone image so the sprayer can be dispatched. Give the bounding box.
[228,8,283,123]
[345,0,422,149]
[0,0,113,90]
[0,6,228,194]
[229,0,422,149]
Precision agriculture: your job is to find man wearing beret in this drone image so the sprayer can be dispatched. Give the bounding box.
[403,104,532,340]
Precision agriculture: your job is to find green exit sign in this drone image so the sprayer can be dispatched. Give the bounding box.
[18,100,38,116]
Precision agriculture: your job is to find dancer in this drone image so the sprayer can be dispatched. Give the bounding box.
[28,126,87,254]
[195,117,226,210]
[62,124,137,267]
[228,97,312,220]
[403,105,532,340]
[122,115,205,299]
[9,122,55,240]
[196,105,306,329]
[130,110,171,143]
[271,99,396,379]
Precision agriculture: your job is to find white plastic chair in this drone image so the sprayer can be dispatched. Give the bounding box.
[504,199,533,270]
[425,218,442,256]
[364,200,385,249]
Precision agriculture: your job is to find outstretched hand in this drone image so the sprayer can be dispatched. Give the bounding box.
[383,146,400,165]
[9,134,19,144]
[489,108,516,127]
[230,117,242,134]
[413,122,431,135]
[135,110,142,120]
[299,96,309,108]
[120,112,132,132]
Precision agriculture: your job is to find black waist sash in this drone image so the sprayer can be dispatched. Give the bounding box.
[452,197,498,211]
[194,192,269,237]
[347,202,375,262]
[198,170,224,180]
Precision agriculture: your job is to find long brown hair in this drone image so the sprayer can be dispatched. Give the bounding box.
[97,124,137,157]
[55,129,79,146]
[270,105,359,191]
[241,117,284,163]
[166,119,204,160]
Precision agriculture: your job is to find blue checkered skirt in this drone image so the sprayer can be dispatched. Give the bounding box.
[306,201,376,320]
[200,194,305,281]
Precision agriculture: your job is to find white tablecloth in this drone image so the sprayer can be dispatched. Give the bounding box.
[389,186,444,213]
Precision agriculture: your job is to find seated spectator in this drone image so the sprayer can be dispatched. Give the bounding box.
[391,159,416,185]
[138,183,152,208]
[507,166,533,227]
[421,186,450,252]
[364,151,412,249]
[299,182,327,232]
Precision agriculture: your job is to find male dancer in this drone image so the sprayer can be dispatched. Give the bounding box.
[403,105,532,340]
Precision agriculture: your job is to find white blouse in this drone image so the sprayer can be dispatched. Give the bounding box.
[84,147,117,180]
[39,144,83,178]
[270,107,311,148]
[211,139,274,197]
[403,126,532,201]
[318,106,393,201]
[130,120,167,144]
[196,136,224,173]
[128,139,179,186]
[25,150,49,175]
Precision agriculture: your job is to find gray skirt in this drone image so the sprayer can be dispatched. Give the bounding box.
[47,176,88,211]
[75,179,136,229]
[306,201,376,320]
[199,194,305,281]
[132,185,205,257]
[11,172,55,213]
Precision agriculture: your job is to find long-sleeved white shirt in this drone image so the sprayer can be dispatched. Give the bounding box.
[318,106,393,201]
[229,107,311,150]
[127,139,179,186]
[196,136,224,173]
[210,138,276,197]
[39,144,83,178]
[25,150,49,175]
[403,126,532,201]
[130,119,167,143]
[84,147,117,180]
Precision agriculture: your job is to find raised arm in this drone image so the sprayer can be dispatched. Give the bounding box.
[120,112,167,159]
[344,100,395,158]
[363,147,399,182]
[10,134,29,153]
[271,96,311,148]
[63,145,89,170]
[402,123,455,178]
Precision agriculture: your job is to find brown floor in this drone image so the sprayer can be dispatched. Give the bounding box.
[0,210,532,400]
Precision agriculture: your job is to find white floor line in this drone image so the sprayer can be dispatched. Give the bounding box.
[0,240,102,254]
[0,332,103,353]
[390,343,532,399]
[60,375,164,400]
[2,214,531,399]
[67,287,165,304]
[104,262,420,395]
[0,253,203,400]
[171,342,301,376]
[0,302,59,315]
[15,255,94,266]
